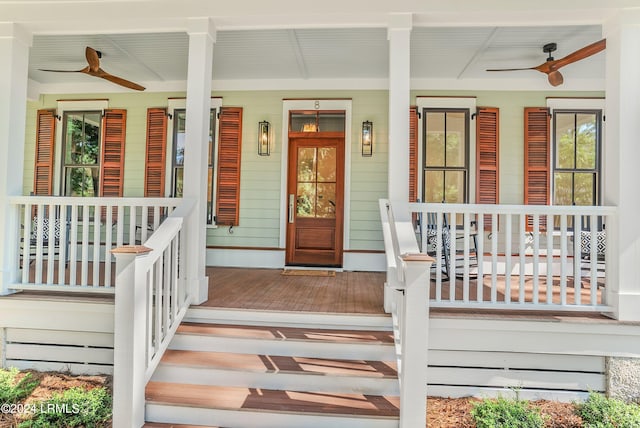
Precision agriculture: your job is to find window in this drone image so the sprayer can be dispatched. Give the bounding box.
[552,110,601,206]
[171,108,217,224]
[422,108,470,203]
[62,111,101,197]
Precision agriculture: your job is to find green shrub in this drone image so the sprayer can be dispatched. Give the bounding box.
[18,386,112,428]
[471,396,545,428]
[577,391,640,428]
[0,368,39,404]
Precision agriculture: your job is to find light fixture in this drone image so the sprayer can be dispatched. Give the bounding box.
[258,120,271,156]
[361,120,373,157]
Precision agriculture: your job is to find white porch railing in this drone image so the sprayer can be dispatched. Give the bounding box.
[380,199,433,428]
[407,201,616,312]
[6,196,181,294]
[111,197,195,427]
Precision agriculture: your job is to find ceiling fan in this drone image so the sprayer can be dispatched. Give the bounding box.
[486,38,606,86]
[39,47,145,91]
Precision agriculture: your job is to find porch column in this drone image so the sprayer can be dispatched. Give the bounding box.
[0,24,31,295]
[183,18,215,305]
[387,13,412,221]
[603,12,640,321]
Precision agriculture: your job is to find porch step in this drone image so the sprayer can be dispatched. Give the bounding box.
[169,322,396,361]
[146,319,400,427]
[151,349,399,395]
[185,307,393,331]
[145,382,400,428]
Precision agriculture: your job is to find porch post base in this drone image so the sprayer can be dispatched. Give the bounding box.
[188,276,209,305]
[609,291,640,322]
[606,356,640,402]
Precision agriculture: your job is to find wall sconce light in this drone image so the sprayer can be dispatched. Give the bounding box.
[361,120,373,157]
[258,120,271,156]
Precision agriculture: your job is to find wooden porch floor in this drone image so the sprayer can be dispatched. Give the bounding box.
[12,264,610,321]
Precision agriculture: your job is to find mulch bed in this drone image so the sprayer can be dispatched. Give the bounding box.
[427,397,584,427]
[0,371,111,428]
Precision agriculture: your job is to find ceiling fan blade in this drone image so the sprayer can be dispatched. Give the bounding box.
[93,69,146,91]
[547,70,564,86]
[39,66,89,73]
[552,38,606,70]
[486,67,536,72]
[85,47,101,72]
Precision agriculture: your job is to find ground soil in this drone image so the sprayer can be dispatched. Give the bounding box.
[2,371,584,428]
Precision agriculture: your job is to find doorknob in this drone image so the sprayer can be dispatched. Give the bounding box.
[289,194,295,223]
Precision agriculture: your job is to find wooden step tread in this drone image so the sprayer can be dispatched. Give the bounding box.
[146,381,400,418]
[161,349,398,378]
[177,322,394,345]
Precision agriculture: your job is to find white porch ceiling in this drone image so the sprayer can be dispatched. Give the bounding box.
[27,24,605,90]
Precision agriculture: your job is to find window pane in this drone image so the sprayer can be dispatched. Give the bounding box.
[64,112,100,165]
[576,113,596,169]
[297,183,316,217]
[174,111,186,166]
[65,167,99,197]
[424,170,444,203]
[174,167,183,197]
[445,112,466,167]
[554,172,573,205]
[207,167,214,224]
[317,147,336,182]
[574,173,595,205]
[318,112,345,132]
[444,170,465,203]
[425,112,445,167]
[317,183,336,218]
[297,148,316,182]
[555,113,575,169]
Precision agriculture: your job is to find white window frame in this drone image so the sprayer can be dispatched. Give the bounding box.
[547,97,605,207]
[416,96,477,203]
[166,97,222,227]
[54,99,109,195]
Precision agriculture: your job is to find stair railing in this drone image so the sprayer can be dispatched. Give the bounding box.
[111,198,195,427]
[380,199,433,428]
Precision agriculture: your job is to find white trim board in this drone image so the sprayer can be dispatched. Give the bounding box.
[278,99,353,256]
[206,248,384,272]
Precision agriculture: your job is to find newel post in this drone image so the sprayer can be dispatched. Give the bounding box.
[112,245,152,428]
[399,252,433,428]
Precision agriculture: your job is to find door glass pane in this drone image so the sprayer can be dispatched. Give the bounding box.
[425,112,445,167]
[445,112,466,167]
[554,172,572,205]
[574,173,595,205]
[297,183,316,217]
[555,113,575,169]
[576,113,596,169]
[297,148,316,182]
[317,147,336,182]
[424,170,444,203]
[317,183,336,218]
[444,171,465,203]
